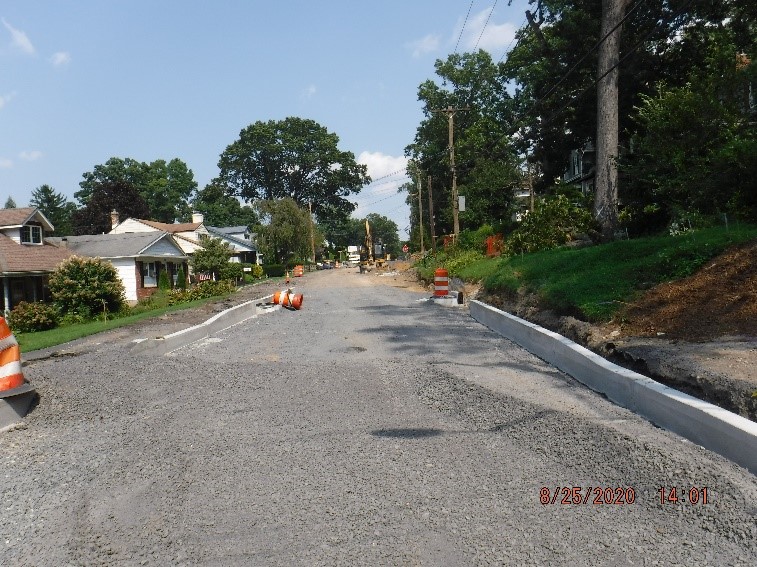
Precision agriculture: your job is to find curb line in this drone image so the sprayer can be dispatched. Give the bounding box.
[131,294,276,355]
[469,300,757,475]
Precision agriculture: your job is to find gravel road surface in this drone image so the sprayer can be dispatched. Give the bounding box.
[3,269,756,566]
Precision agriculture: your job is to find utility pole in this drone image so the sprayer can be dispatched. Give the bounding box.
[433,105,469,240]
[416,169,425,254]
[427,175,436,253]
[308,201,316,263]
[594,0,630,241]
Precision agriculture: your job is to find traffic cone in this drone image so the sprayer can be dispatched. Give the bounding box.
[0,318,25,392]
[286,270,290,284]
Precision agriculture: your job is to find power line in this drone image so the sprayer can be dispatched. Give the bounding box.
[473,0,498,52]
[455,0,476,55]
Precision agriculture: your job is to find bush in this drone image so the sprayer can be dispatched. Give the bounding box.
[219,261,243,282]
[48,256,126,320]
[250,264,264,279]
[262,264,286,277]
[167,280,236,305]
[158,270,171,290]
[457,225,495,252]
[176,266,187,290]
[505,195,596,255]
[7,301,59,333]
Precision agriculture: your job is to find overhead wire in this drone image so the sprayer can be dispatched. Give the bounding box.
[454,0,476,54]
[472,0,499,52]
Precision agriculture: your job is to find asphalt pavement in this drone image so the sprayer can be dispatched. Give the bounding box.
[2,269,756,566]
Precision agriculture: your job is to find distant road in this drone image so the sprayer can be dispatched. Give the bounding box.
[3,269,756,566]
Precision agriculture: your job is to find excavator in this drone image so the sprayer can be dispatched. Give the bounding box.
[358,220,387,273]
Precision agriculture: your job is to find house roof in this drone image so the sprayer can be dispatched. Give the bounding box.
[0,207,55,232]
[47,232,186,259]
[0,233,73,274]
[207,225,249,235]
[139,219,203,233]
[206,226,257,252]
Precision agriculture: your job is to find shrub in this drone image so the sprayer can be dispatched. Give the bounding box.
[250,264,264,279]
[262,264,286,277]
[219,261,243,282]
[167,280,235,305]
[505,195,596,255]
[48,256,126,320]
[158,270,171,290]
[176,266,187,290]
[457,225,495,252]
[7,301,59,333]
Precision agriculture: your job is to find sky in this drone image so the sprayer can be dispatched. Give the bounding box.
[1,1,530,238]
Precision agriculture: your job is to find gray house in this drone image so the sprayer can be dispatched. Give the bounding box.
[48,232,188,304]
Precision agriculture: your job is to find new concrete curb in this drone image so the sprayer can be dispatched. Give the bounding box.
[469,300,757,475]
[131,294,276,356]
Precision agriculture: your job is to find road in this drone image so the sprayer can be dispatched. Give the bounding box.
[3,269,756,566]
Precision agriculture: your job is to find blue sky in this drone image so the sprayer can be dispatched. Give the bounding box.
[1,1,529,237]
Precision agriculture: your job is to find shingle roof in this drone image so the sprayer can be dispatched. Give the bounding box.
[140,219,203,233]
[0,207,54,231]
[46,232,185,259]
[206,226,257,251]
[0,233,73,274]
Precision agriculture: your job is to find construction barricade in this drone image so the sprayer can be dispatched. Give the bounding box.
[0,317,36,429]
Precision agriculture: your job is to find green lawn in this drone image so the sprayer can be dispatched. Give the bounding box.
[421,225,757,322]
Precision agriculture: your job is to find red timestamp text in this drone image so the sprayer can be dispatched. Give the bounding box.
[539,486,636,505]
[658,486,710,505]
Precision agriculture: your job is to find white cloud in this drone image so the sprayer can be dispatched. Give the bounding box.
[456,7,516,53]
[302,84,317,99]
[0,158,13,169]
[0,92,16,110]
[358,151,409,196]
[19,150,42,162]
[50,51,71,67]
[407,34,440,58]
[2,18,35,55]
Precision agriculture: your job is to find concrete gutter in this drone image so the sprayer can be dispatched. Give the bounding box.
[131,294,276,356]
[469,300,757,475]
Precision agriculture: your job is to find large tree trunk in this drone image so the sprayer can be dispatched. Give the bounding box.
[594,0,630,241]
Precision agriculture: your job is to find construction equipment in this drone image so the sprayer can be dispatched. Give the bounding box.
[358,220,387,273]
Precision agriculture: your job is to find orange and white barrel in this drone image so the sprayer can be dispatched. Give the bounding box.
[293,265,304,277]
[434,268,449,297]
[0,318,25,392]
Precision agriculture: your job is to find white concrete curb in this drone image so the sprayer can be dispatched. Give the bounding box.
[469,300,757,475]
[131,294,276,356]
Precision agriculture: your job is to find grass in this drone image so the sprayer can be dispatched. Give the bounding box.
[420,224,757,323]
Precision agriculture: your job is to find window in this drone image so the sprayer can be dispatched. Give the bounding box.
[21,225,42,245]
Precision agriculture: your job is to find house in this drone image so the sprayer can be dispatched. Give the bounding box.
[0,207,73,314]
[109,211,209,256]
[563,141,595,195]
[47,232,188,304]
[206,225,261,264]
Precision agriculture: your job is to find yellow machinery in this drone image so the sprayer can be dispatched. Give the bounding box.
[359,220,387,273]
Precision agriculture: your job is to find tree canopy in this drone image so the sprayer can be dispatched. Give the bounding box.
[215,117,370,224]
[71,180,151,235]
[77,157,197,223]
[191,182,259,228]
[30,185,77,236]
[254,197,320,265]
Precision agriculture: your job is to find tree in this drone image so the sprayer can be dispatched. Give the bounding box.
[71,180,151,235]
[29,184,76,236]
[254,198,318,265]
[407,51,520,235]
[191,182,259,227]
[215,117,370,223]
[191,237,233,281]
[4,197,16,208]
[77,156,197,222]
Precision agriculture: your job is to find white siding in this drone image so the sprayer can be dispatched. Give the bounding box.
[0,227,22,244]
[110,218,155,234]
[111,258,138,302]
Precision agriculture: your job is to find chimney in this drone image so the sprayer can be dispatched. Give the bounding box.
[110,210,120,231]
[192,212,204,224]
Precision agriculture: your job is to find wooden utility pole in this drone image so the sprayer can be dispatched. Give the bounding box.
[308,201,316,263]
[427,175,436,252]
[594,0,630,241]
[416,169,425,254]
[433,105,469,239]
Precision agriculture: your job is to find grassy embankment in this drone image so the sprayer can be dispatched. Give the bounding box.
[417,225,757,323]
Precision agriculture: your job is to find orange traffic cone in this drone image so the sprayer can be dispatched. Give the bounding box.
[0,318,25,392]
[286,270,290,284]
